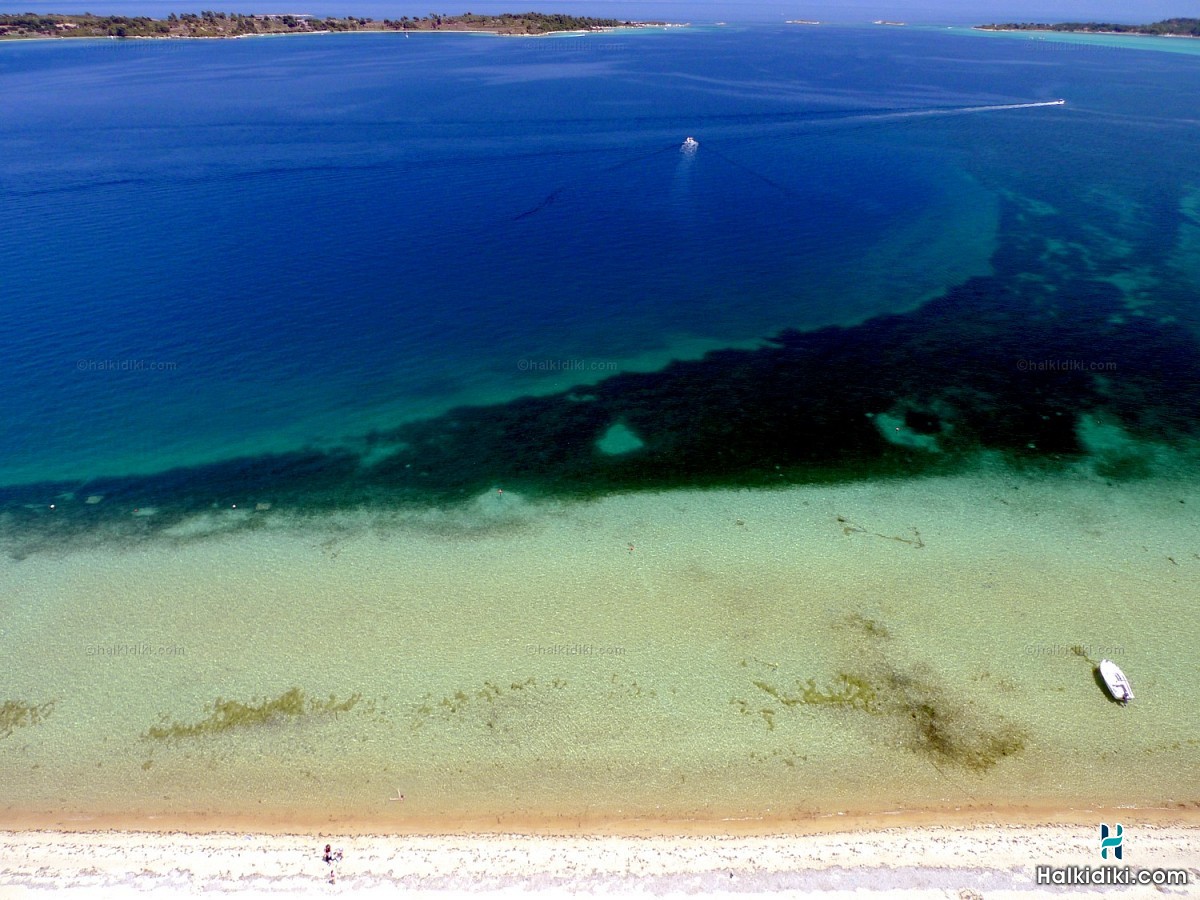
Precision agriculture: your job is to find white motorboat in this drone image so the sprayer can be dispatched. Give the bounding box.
[1098,659,1134,704]
[681,136,699,152]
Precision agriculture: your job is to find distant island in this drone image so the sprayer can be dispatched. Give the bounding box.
[976,18,1200,38]
[0,11,655,39]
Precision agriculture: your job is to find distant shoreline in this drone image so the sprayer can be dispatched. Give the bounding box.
[976,26,1200,40]
[975,18,1200,39]
[0,28,671,44]
[0,11,672,41]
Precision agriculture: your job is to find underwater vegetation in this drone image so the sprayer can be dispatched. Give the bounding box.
[882,666,1025,772]
[4,189,1200,555]
[753,675,879,712]
[733,675,878,732]
[739,611,1027,772]
[144,687,362,740]
[743,666,1025,772]
[839,613,892,639]
[0,699,56,739]
[410,677,567,734]
[836,516,924,548]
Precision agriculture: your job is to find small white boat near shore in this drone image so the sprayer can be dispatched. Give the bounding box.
[1099,659,1134,704]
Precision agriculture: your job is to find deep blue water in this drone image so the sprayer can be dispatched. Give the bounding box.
[2,24,1200,491]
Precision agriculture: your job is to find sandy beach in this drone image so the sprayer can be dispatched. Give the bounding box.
[2,820,1198,898]
[4,18,1200,900]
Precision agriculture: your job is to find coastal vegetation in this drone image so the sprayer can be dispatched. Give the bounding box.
[977,18,1200,37]
[0,11,637,39]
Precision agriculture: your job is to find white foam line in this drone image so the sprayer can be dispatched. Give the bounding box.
[959,98,1067,111]
[847,99,1066,124]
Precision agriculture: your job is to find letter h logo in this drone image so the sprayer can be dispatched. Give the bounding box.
[1100,823,1123,860]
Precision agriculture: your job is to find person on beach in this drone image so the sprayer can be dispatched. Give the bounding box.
[322,843,344,884]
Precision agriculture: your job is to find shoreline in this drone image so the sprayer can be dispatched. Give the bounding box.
[3,802,1199,838]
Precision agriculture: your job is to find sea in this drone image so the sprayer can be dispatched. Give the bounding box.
[0,19,1196,496]
[1,19,1198,828]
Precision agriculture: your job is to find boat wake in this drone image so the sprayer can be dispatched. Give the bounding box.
[510,100,1064,220]
[846,98,1066,124]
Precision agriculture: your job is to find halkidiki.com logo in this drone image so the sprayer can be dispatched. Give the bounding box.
[1099,823,1122,860]
[1033,824,1189,887]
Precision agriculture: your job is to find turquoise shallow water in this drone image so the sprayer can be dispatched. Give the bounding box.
[1,471,1198,826]
[951,25,1200,56]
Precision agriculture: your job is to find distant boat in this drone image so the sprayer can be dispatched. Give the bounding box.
[681,136,699,151]
[1098,659,1134,704]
